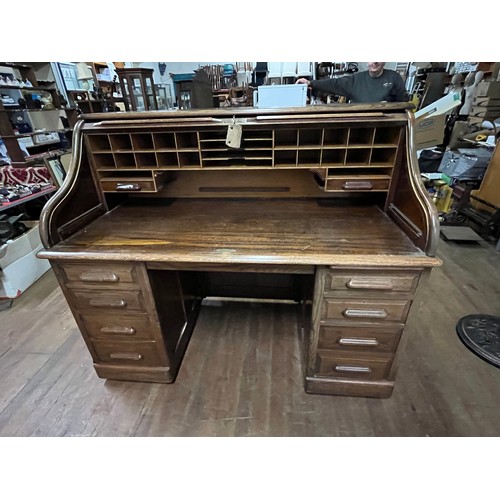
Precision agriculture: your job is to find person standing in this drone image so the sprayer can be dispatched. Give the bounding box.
[296,62,409,103]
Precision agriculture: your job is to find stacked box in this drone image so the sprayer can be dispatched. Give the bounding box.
[468,81,500,125]
[0,221,51,299]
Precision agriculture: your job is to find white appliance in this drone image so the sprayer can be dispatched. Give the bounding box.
[253,84,307,108]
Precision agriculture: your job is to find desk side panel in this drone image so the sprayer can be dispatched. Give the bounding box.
[385,111,440,256]
[39,120,107,249]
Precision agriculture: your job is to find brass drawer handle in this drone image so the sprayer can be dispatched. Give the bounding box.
[100,326,136,335]
[346,279,394,290]
[342,181,373,190]
[343,308,387,319]
[338,337,379,347]
[89,298,127,308]
[335,364,372,373]
[115,182,142,191]
[78,271,119,283]
[109,352,143,361]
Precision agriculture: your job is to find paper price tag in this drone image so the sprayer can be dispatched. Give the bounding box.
[226,123,242,148]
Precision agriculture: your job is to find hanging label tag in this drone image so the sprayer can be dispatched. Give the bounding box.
[226,118,242,148]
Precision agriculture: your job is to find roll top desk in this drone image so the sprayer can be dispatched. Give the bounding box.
[38,103,441,398]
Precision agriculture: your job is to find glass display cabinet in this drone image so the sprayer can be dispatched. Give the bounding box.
[115,68,158,111]
[155,84,173,110]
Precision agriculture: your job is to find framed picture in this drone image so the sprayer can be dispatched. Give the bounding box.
[44,156,67,188]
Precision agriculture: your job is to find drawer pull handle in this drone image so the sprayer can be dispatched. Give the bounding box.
[335,364,372,373]
[343,308,387,319]
[346,279,394,290]
[342,181,373,190]
[89,298,127,308]
[78,272,119,283]
[338,337,379,347]
[100,326,136,335]
[109,352,143,361]
[115,182,142,191]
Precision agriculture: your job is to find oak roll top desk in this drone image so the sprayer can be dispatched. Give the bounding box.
[38,103,441,398]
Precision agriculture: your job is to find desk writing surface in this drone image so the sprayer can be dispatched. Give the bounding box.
[41,198,438,267]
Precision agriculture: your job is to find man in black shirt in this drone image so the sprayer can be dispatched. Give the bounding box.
[296,62,409,103]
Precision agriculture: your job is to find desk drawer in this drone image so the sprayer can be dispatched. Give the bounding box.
[60,262,139,287]
[82,314,155,341]
[325,271,420,295]
[70,289,145,312]
[322,298,411,323]
[91,340,163,366]
[315,351,393,380]
[318,325,403,353]
[100,179,157,192]
[325,177,390,192]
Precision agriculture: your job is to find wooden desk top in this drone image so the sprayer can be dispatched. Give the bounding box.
[39,199,440,268]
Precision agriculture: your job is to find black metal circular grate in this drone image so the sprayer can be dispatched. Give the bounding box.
[456,314,500,368]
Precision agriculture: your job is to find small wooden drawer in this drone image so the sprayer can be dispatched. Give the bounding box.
[318,325,403,353]
[82,314,155,341]
[99,171,168,193]
[315,351,393,380]
[100,178,157,192]
[325,271,420,295]
[91,340,164,366]
[322,298,411,323]
[70,289,145,312]
[60,262,138,286]
[325,177,390,192]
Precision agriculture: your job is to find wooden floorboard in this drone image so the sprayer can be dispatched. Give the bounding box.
[1,238,500,437]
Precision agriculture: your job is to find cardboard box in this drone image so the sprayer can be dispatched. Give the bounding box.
[0,221,51,299]
[475,81,500,98]
[472,96,500,107]
[469,106,500,119]
[414,92,462,150]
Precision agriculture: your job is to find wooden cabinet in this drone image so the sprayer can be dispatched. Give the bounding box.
[115,68,158,111]
[38,104,441,398]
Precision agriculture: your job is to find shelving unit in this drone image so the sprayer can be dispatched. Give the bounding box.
[0,62,77,167]
[85,122,402,195]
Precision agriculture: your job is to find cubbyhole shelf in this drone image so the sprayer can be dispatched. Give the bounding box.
[114,152,136,169]
[109,134,132,151]
[153,133,176,149]
[178,152,201,167]
[347,127,375,146]
[93,153,115,169]
[374,127,401,145]
[346,148,371,165]
[274,150,297,166]
[274,129,298,147]
[298,149,321,166]
[322,149,346,166]
[157,152,179,168]
[135,152,157,168]
[176,132,199,149]
[202,158,273,168]
[132,133,154,150]
[87,135,111,152]
[370,147,397,166]
[323,128,348,146]
[298,129,323,147]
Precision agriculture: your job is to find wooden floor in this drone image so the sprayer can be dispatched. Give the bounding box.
[1,238,500,437]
